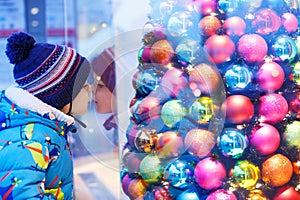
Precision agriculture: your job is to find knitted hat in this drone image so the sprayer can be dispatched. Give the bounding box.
[91,46,116,93]
[5,32,91,110]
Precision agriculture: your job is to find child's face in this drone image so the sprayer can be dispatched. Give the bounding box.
[71,82,91,115]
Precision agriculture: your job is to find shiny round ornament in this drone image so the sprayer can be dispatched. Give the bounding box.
[176,188,200,200]
[283,121,300,149]
[250,123,280,155]
[194,0,217,15]
[221,95,254,124]
[274,186,300,200]
[270,35,297,63]
[150,39,174,66]
[232,160,260,189]
[135,68,160,95]
[218,0,238,13]
[156,131,184,158]
[252,8,281,35]
[282,12,299,33]
[206,189,237,200]
[261,154,293,187]
[291,61,300,86]
[198,15,221,36]
[223,16,246,36]
[161,68,189,98]
[194,157,227,190]
[167,11,195,38]
[218,128,248,159]
[237,34,268,64]
[135,96,161,124]
[164,157,195,189]
[189,96,215,124]
[161,99,187,128]
[256,61,285,92]
[138,46,151,68]
[175,37,201,65]
[134,128,158,153]
[184,128,215,158]
[127,178,147,200]
[290,92,300,117]
[224,63,252,91]
[258,93,288,124]
[205,34,235,64]
[139,154,162,184]
[122,151,145,173]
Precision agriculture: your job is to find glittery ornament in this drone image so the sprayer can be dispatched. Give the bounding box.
[156,131,184,158]
[150,39,174,66]
[270,35,298,63]
[258,93,288,124]
[252,8,281,35]
[161,99,187,128]
[205,34,235,64]
[199,15,221,36]
[250,123,280,155]
[221,95,254,124]
[274,186,300,200]
[232,160,260,189]
[282,12,299,33]
[164,157,195,189]
[189,96,215,124]
[167,11,195,37]
[188,63,223,95]
[134,128,158,153]
[194,157,227,190]
[256,61,285,92]
[223,16,247,36]
[139,154,162,184]
[184,128,216,158]
[224,63,252,91]
[283,120,300,149]
[218,128,248,159]
[206,189,237,200]
[261,154,293,187]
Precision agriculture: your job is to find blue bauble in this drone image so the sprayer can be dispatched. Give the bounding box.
[271,35,298,63]
[164,158,195,189]
[224,64,252,91]
[176,37,201,66]
[218,0,238,13]
[135,69,160,95]
[167,11,196,37]
[218,128,248,159]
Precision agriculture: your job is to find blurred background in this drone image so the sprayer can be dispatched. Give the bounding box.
[0,0,150,199]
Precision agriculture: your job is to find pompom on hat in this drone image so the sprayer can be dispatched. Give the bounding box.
[5,32,91,110]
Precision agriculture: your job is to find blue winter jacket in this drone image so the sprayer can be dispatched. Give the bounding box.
[0,88,76,199]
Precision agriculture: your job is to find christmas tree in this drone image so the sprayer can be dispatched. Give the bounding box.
[120,0,300,199]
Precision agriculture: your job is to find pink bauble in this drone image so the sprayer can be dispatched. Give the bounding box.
[206,189,237,200]
[161,68,188,97]
[157,131,184,158]
[250,123,281,155]
[252,8,281,35]
[136,96,161,123]
[205,34,235,64]
[282,13,299,33]
[194,0,217,15]
[141,46,151,63]
[256,61,285,92]
[194,157,226,190]
[259,93,288,124]
[274,186,300,200]
[223,16,246,36]
[221,95,254,124]
[237,34,268,64]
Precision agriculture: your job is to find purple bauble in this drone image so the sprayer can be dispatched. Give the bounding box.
[194,157,226,190]
[258,93,288,124]
[250,123,281,155]
[256,61,285,92]
[206,189,237,200]
[121,174,133,196]
[237,34,268,64]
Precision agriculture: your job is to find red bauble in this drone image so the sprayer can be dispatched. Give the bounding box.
[205,34,235,64]
[223,16,246,36]
[188,63,222,95]
[282,13,299,34]
[150,39,174,66]
[258,93,288,124]
[250,123,280,155]
[274,186,300,200]
[256,61,285,92]
[199,15,221,36]
[237,34,268,64]
[194,0,217,15]
[221,95,254,124]
[161,68,188,97]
